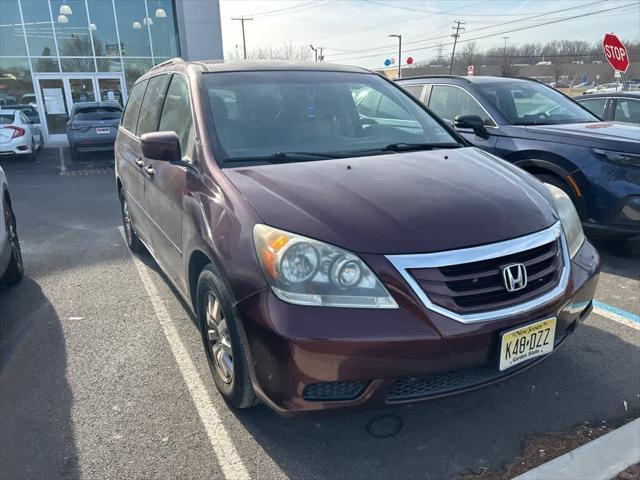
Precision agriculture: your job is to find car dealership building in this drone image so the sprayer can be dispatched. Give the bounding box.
[0,0,223,146]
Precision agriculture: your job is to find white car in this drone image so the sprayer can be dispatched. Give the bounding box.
[0,109,41,159]
[0,166,23,286]
[584,83,623,94]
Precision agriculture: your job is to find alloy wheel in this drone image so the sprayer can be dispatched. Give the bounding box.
[5,205,22,271]
[122,196,133,245]
[206,291,233,384]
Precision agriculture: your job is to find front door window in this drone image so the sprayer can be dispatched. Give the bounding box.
[97,78,124,106]
[38,79,69,135]
[69,78,96,104]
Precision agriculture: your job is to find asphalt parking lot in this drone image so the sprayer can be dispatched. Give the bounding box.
[1,148,639,480]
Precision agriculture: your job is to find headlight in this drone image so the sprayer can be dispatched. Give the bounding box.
[593,148,640,168]
[253,224,398,308]
[544,184,585,258]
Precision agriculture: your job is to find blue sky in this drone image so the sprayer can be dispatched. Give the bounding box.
[219,0,640,67]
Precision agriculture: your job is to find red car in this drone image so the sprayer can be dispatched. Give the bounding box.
[114,60,600,414]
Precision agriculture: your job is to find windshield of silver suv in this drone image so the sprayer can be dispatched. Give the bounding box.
[202,70,462,165]
[476,81,599,125]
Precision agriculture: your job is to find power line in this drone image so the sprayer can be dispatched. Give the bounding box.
[327,0,609,58]
[363,0,609,17]
[328,2,638,62]
[246,0,332,18]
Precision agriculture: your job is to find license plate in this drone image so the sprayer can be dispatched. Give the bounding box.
[96,127,109,134]
[499,318,556,371]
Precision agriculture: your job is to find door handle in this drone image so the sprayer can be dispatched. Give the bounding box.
[134,158,144,168]
[144,165,155,176]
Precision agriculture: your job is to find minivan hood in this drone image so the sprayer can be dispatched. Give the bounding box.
[224,147,557,254]
[524,121,640,150]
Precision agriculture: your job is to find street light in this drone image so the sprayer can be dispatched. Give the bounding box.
[310,44,318,62]
[388,34,402,79]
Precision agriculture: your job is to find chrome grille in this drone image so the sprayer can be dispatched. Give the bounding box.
[409,239,562,314]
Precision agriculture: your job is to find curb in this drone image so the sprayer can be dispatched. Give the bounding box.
[514,418,640,480]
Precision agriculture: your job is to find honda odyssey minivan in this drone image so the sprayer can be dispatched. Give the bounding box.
[115,60,600,414]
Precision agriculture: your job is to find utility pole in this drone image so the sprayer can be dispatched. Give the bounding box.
[435,43,445,63]
[231,16,253,60]
[502,36,510,52]
[388,34,402,79]
[449,20,465,74]
[310,45,325,62]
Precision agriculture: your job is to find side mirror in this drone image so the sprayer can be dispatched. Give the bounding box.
[454,114,489,138]
[141,131,181,162]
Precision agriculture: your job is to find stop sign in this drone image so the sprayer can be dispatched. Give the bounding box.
[602,33,629,72]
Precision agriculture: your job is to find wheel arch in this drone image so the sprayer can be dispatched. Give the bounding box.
[506,151,587,216]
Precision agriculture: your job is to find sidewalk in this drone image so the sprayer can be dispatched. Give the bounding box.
[514,418,640,480]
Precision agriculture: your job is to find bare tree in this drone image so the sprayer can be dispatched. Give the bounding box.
[248,44,313,62]
[550,62,564,83]
[460,41,478,68]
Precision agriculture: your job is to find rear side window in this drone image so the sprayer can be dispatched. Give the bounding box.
[613,98,640,123]
[121,80,147,133]
[402,85,424,101]
[0,114,14,125]
[429,85,494,126]
[74,107,122,121]
[137,75,170,136]
[578,98,607,118]
[158,74,194,160]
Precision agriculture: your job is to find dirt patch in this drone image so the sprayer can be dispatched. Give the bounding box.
[616,463,640,480]
[456,415,639,480]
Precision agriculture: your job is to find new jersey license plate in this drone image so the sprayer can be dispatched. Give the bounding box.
[96,127,109,134]
[499,318,556,371]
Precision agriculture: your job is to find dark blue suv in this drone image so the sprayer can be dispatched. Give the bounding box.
[396,76,640,240]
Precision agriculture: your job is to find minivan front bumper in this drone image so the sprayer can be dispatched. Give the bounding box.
[236,239,600,414]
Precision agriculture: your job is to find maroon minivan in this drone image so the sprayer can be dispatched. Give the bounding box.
[114,60,600,414]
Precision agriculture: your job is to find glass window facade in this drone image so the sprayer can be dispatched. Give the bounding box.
[0,0,180,114]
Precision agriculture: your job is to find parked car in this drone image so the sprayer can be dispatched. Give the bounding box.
[0,166,23,286]
[4,104,43,149]
[575,92,640,124]
[66,101,122,161]
[115,60,600,414]
[0,109,40,159]
[584,83,622,94]
[397,75,640,241]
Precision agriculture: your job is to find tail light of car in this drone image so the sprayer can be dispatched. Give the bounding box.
[2,126,25,138]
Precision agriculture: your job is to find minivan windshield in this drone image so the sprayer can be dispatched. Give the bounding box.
[202,70,461,165]
[477,81,599,126]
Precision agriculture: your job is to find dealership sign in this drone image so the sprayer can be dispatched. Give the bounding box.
[602,33,629,73]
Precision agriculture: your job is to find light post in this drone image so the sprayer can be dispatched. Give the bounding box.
[388,34,402,79]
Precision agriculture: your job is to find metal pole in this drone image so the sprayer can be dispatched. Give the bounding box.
[241,20,247,59]
[388,34,402,79]
[449,20,465,74]
[398,36,402,79]
[310,45,318,62]
[231,17,253,60]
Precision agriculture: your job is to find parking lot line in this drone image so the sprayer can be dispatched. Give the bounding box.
[119,227,250,480]
[593,300,640,331]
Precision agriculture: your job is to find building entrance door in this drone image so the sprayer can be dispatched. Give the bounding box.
[33,73,126,145]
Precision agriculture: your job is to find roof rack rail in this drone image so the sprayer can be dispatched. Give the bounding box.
[150,57,184,71]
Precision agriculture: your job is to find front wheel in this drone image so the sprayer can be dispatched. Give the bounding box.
[197,265,255,409]
[1,199,24,286]
[119,189,145,253]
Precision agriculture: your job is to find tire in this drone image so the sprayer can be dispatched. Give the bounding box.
[119,189,145,253]
[196,264,255,409]
[29,139,37,161]
[1,198,24,287]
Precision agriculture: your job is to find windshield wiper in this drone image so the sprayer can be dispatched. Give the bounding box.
[225,151,345,163]
[382,142,461,152]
